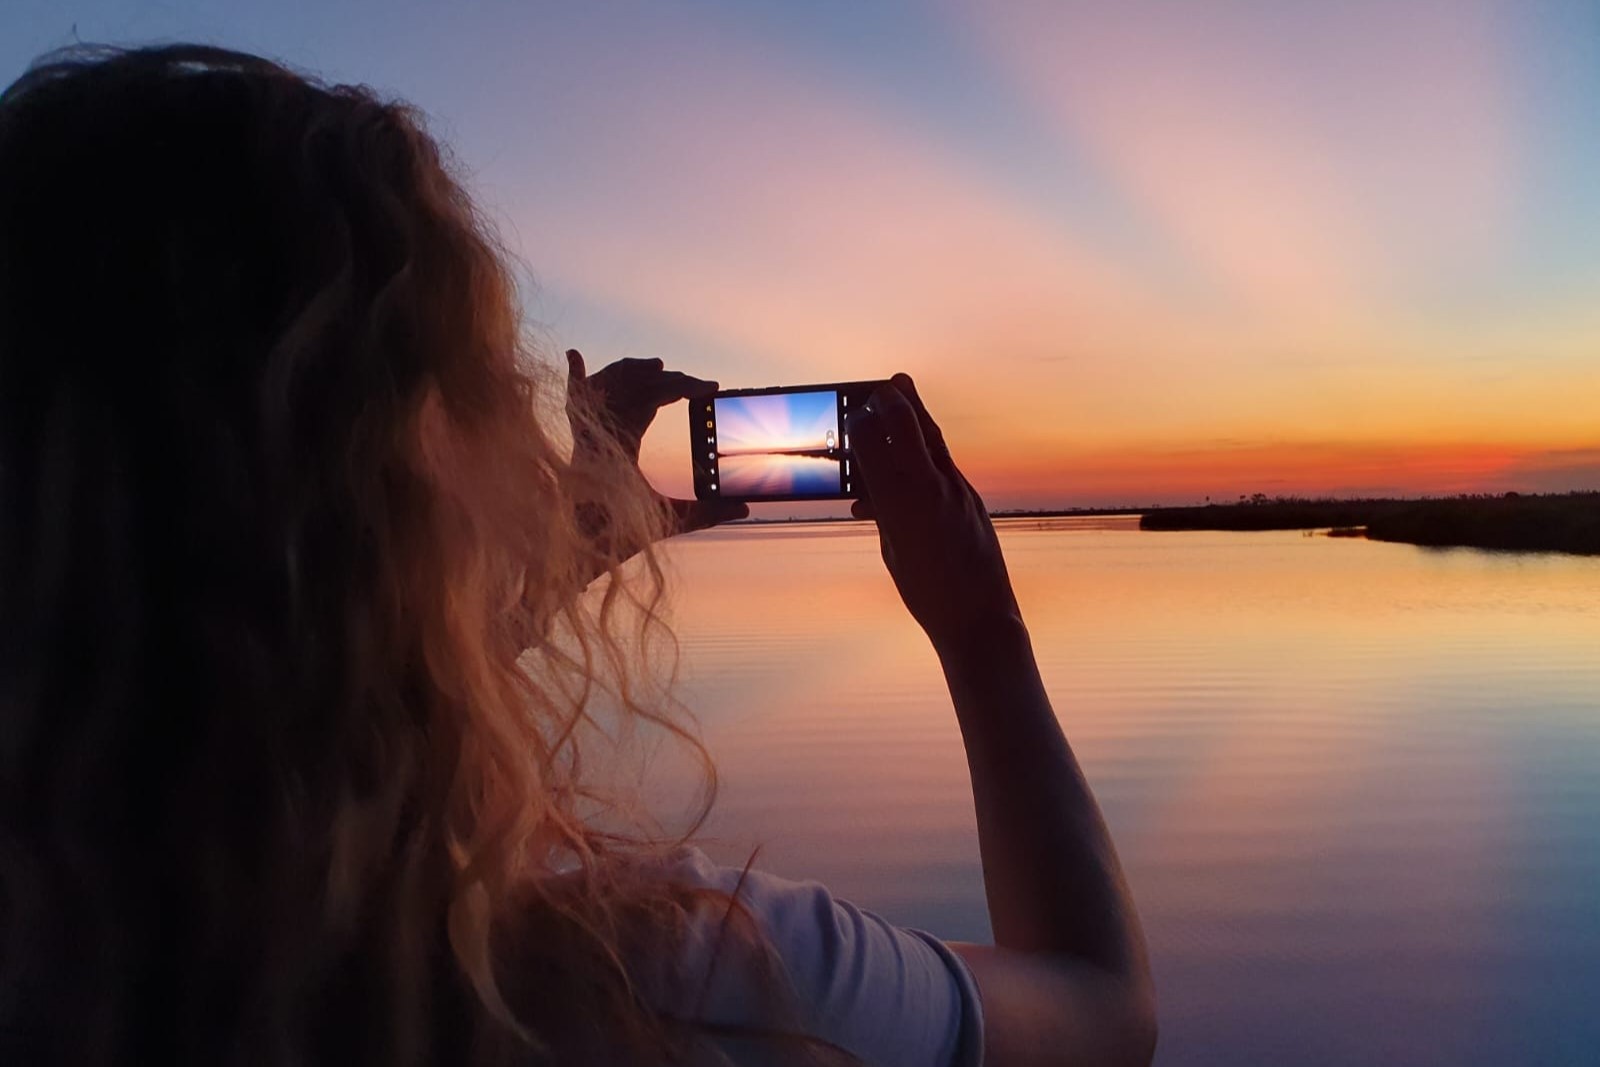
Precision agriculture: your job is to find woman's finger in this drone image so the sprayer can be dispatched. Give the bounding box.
[670,496,749,533]
[650,371,719,407]
[565,349,603,447]
[850,464,879,520]
[566,349,588,397]
[844,405,888,502]
[604,356,663,373]
[892,373,958,479]
[850,380,935,498]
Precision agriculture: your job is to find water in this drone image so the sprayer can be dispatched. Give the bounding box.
[716,452,842,495]
[655,517,1600,1066]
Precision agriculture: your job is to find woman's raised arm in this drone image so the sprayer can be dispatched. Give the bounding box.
[849,375,1156,1067]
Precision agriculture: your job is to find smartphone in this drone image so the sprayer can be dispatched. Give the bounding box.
[690,380,887,502]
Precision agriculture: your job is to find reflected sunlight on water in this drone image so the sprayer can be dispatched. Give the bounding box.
[717,453,842,495]
[655,519,1600,1066]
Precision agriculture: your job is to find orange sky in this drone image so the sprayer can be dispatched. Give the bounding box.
[10,2,1598,507]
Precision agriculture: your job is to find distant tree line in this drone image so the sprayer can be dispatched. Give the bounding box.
[1140,491,1600,555]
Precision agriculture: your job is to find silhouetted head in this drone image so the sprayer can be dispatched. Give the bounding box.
[0,45,694,1065]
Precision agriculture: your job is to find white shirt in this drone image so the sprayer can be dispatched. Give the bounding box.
[637,847,985,1067]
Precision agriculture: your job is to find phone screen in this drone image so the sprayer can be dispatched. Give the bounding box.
[690,380,884,502]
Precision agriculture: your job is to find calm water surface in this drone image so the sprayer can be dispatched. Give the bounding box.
[656,518,1600,1066]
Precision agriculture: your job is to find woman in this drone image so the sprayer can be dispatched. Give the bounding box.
[0,45,1154,1066]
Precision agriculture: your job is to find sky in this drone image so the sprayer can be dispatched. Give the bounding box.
[715,392,839,454]
[4,1,1598,508]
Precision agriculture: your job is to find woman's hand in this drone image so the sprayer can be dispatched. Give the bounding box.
[565,349,748,540]
[847,374,1020,653]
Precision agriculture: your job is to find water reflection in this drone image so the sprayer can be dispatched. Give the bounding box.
[718,452,841,495]
[658,520,1600,1065]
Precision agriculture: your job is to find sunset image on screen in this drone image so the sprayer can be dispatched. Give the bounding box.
[714,391,841,496]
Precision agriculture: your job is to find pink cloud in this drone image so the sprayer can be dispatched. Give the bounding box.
[955,1,1520,316]
[487,12,1157,381]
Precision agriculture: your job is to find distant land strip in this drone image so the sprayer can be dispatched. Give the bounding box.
[731,492,1600,555]
[1138,492,1600,555]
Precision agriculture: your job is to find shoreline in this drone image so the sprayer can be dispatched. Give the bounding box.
[1138,493,1599,556]
[727,493,1600,556]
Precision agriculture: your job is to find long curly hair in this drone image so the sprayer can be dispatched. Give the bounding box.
[0,44,744,1065]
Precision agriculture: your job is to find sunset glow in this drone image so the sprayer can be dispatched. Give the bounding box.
[8,1,1597,506]
[715,392,837,456]
[713,390,842,495]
